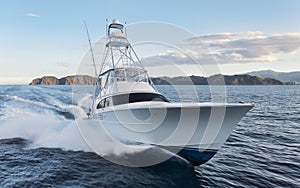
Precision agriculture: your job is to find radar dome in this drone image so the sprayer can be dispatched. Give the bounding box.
[112,18,120,24]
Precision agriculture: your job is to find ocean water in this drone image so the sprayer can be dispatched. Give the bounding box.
[0,85,299,187]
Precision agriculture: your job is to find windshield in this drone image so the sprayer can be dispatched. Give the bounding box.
[98,68,150,89]
[114,68,148,83]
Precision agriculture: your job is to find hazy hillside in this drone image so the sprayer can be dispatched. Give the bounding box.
[247,70,300,82]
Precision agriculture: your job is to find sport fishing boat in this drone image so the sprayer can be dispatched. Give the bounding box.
[87,19,253,166]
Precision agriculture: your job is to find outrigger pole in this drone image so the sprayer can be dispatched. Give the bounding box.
[83,20,98,117]
[83,20,98,77]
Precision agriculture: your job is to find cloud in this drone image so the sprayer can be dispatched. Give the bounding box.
[141,32,300,66]
[56,61,70,68]
[25,13,40,18]
[186,32,300,63]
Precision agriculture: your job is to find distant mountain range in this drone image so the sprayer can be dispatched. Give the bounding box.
[246,70,300,82]
[29,73,284,85]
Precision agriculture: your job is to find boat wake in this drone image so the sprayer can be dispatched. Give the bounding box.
[0,86,181,165]
[0,111,185,166]
[0,112,91,152]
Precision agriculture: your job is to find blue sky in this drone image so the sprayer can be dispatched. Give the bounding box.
[1,0,300,84]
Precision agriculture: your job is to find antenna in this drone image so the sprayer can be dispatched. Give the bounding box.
[83,20,97,78]
[105,18,108,36]
[124,21,127,35]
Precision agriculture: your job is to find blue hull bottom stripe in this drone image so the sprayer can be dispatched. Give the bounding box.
[161,146,218,166]
[119,139,218,166]
[177,148,217,166]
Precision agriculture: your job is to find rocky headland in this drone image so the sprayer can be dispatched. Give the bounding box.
[29,75,95,85]
[30,74,284,85]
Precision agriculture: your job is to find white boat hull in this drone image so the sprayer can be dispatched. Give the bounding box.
[92,102,253,165]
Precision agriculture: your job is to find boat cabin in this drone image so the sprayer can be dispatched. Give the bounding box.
[96,67,169,109]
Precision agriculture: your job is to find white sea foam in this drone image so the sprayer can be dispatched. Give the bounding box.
[0,86,176,167]
[0,112,92,152]
[0,92,151,157]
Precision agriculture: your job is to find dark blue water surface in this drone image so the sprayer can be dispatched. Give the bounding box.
[0,85,299,187]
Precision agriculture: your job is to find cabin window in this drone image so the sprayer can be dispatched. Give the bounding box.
[112,93,169,106]
[97,97,113,109]
[108,71,115,84]
[115,69,126,81]
[113,68,149,83]
[97,99,105,109]
[105,97,113,107]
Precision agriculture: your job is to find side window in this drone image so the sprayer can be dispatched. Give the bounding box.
[105,97,112,107]
[101,74,107,87]
[97,97,113,109]
[109,71,115,84]
[97,99,106,109]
